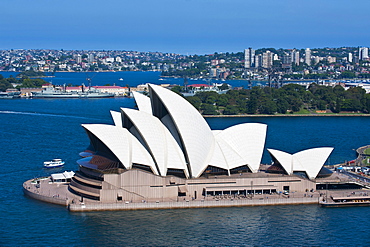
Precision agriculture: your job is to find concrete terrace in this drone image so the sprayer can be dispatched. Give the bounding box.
[23,169,370,212]
[23,175,321,212]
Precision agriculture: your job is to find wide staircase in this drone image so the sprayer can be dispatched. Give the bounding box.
[69,170,102,200]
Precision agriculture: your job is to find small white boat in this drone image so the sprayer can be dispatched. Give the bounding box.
[43,159,65,168]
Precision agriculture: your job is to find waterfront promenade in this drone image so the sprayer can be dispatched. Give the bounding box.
[24,168,370,212]
[68,197,319,212]
[23,177,320,211]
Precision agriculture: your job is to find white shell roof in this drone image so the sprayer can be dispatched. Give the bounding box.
[132,91,152,114]
[81,84,273,179]
[110,110,122,127]
[211,136,246,172]
[212,130,223,136]
[294,147,334,179]
[267,147,334,179]
[121,108,188,177]
[82,124,157,174]
[209,139,231,171]
[149,84,215,178]
[215,123,267,172]
[164,128,190,178]
[267,149,293,174]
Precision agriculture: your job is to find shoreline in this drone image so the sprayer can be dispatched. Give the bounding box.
[3,71,354,82]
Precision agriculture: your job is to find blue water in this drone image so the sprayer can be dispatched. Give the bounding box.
[1,74,370,246]
[0,71,257,88]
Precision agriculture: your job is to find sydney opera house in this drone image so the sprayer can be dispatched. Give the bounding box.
[67,84,333,203]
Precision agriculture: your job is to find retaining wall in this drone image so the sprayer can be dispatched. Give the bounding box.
[23,183,68,206]
[68,197,319,212]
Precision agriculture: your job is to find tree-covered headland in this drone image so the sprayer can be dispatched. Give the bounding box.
[176,84,370,115]
[0,74,47,91]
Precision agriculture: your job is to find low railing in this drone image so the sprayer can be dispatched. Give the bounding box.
[68,196,319,211]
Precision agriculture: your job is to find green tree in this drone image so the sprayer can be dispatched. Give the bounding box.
[186,96,201,110]
[259,98,277,114]
[0,78,13,92]
[364,94,370,113]
[339,71,356,79]
[276,98,289,114]
[223,105,239,115]
[216,94,229,107]
[201,104,219,115]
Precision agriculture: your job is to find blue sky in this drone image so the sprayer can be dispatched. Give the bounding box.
[1,0,369,54]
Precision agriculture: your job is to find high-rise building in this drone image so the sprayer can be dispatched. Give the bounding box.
[282,52,292,64]
[348,52,353,63]
[281,52,292,68]
[76,54,82,64]
[291,49,300,65]
[262,51,273,68]
[87,54,95,63]
[359,47,369,60]
[244,48,255,68]
[305,48,311,66]
[255,54,261,68]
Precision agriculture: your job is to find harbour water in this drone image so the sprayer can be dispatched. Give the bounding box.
[0,71,256,88]
[1,72,370,246]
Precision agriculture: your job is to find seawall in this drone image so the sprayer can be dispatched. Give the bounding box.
[23,183,68,206]
[68,197,319,212]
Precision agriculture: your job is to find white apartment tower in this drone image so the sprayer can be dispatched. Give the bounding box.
[262,51,273,68]
[291,49,300,65]
[348,52,353,63]
[75,54,82,64]
[244,48,255,68]
[359,47,369,60]
[305,48,311,66]
[87,54,95,63]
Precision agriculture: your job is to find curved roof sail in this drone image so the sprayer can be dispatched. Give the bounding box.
[267,147,334,179]
[294,147,334,179]
[267,149,293,174]
[80,84,274,179]
[110,110,122,127]
[82,124,157,174]
[132,91,152,115]
[216,123,267,173]
[148,84,215,178]
[121,108,188,177]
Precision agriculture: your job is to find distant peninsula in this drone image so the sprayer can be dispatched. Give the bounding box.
[16,70,46,78]
[175,83,370,116]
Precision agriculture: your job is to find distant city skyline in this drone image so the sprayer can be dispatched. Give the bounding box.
[1,0,369,55]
